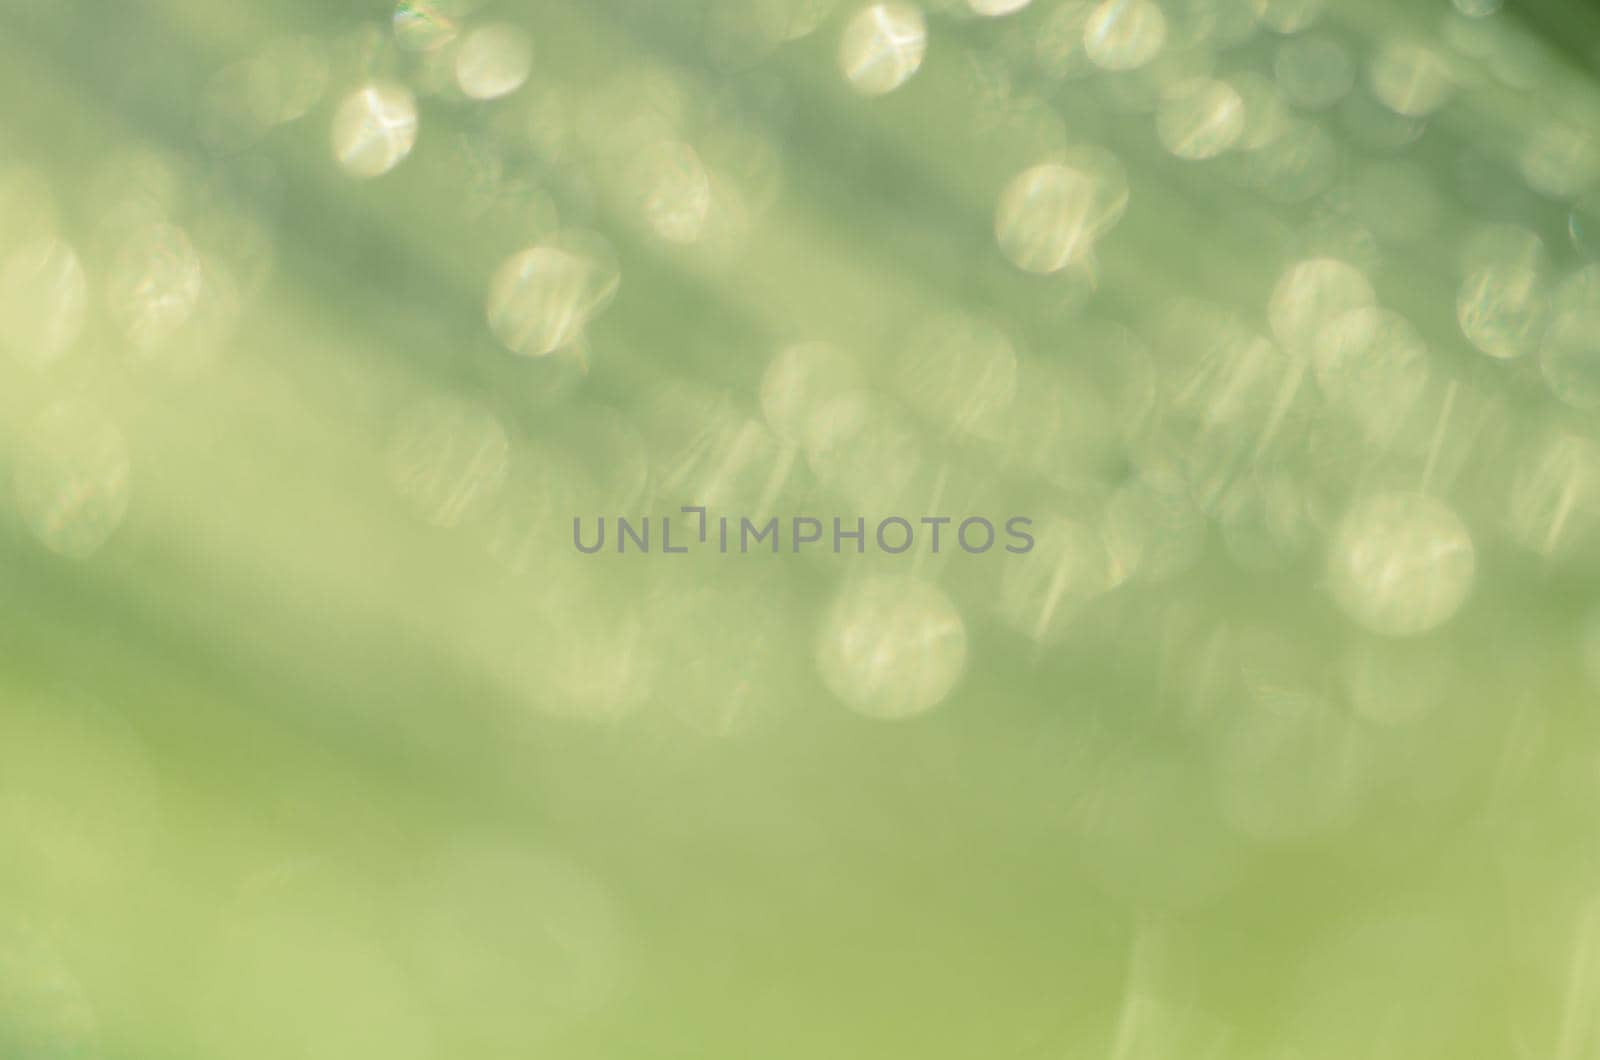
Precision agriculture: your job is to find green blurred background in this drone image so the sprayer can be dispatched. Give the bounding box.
[4,0,1600,1056]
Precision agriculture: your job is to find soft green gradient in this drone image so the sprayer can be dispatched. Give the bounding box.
[2,0,1600,1057]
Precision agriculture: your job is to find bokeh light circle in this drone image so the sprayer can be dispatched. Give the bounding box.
[487,232,620,357]
[332,82,418,179]
[839,4,927,96]
[817,575,967,720]
[1327,492,1475,637]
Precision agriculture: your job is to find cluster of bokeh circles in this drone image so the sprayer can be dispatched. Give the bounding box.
[7,0,1600,728]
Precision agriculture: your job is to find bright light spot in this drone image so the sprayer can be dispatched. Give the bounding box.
[1327,493,1475,637]
[634,141,713,244]
[332,83,418,179]
[995,150,1129,273]
[1458,264,1545,361]
[1369,39,1455,118]
[1229,72,1290,149]
[14,401,131,560]
[1157,78,1245,160]
[1268,258,1374,357]
[1083,0,1167,72]
[1520,124,1600,201]
[969,0,1032,15]
[455,24,532,101]
[0,239,86,367]
[394,0,460,50]
[106,224,204,351]
[816,574,967,720]
[139,254,241,376]
[487,231,620,357]
[839,3,927,97]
